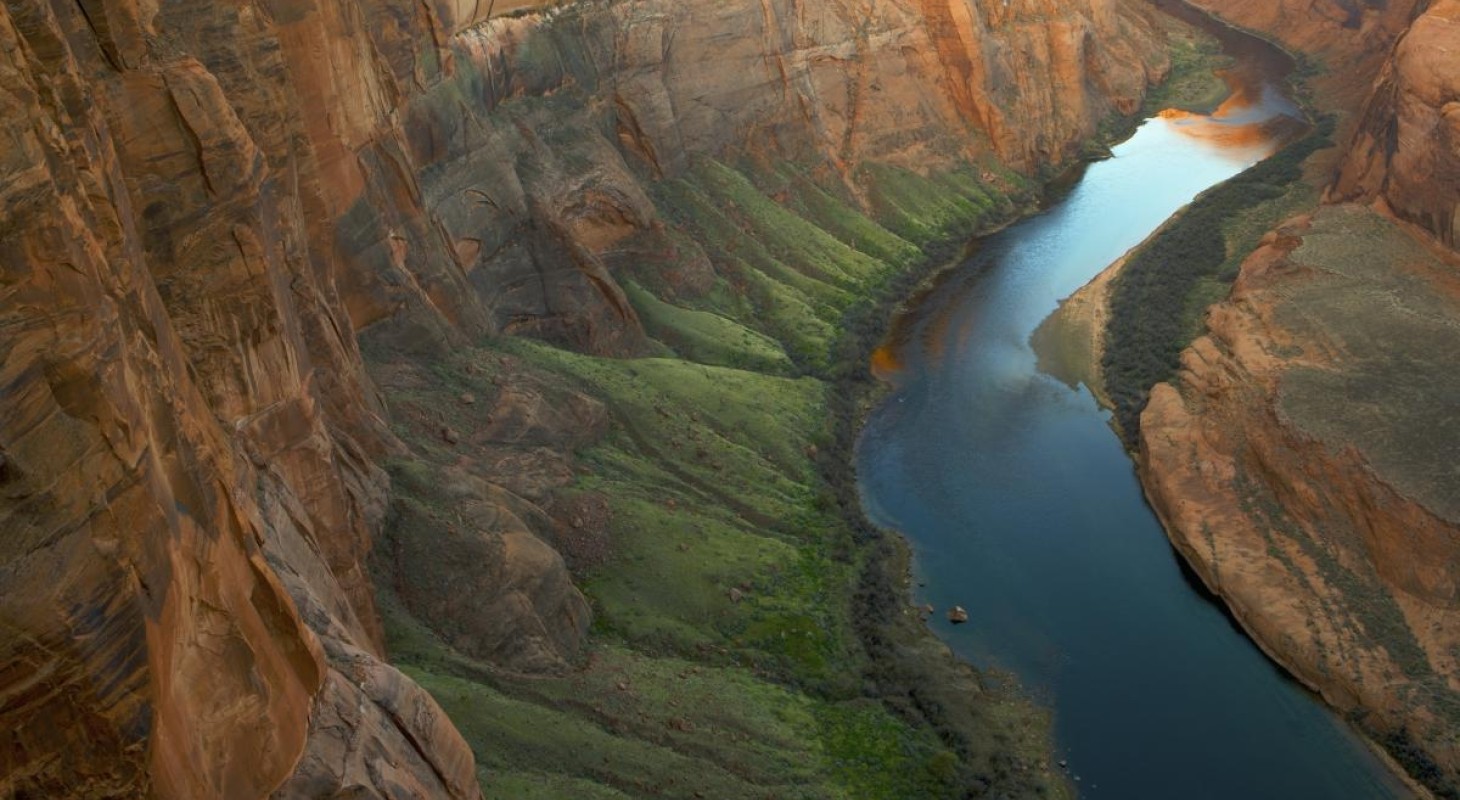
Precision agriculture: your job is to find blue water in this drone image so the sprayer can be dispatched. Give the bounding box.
[855,62,1411,800]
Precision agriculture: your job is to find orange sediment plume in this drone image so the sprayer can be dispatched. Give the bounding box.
[1157,70,1302,152]
[870,344,903,378]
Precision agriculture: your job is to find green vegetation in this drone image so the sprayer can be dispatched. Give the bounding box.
[648,158,1020,372]
[777,170,924,264]
[651,166,858,368]
[366,12,1313,794]
[623,281,795,373]
[372,152,1064,798]
[1376,726,1456,799]
[1090,18,1229,152]
[373,338,1009,798]
[858,162,1023,245]
[1101,115,1335,438]
[1141,24,1231,115]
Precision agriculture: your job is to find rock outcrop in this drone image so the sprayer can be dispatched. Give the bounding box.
[0,0,479,795]
[1133,3,1460,788]
[0,0,1171,794]
[1140,207,1460,787]
[1331,0,1460,248]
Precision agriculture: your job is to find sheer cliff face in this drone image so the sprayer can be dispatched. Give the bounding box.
[0,1,477,796]
[0,0,1166,795]
[340,0,1168,356]
[1139,0,1460,789]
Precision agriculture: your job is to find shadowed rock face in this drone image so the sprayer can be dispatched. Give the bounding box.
[0,0,477,796]
[0,0,1168,794]
[1186,0,1429,117]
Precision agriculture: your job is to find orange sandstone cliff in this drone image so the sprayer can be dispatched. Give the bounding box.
[1139,0,1460,790]
[1330,0,1460,248]
[0,0,1171,795]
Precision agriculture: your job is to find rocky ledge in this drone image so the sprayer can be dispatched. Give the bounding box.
[1140,205,1460,790]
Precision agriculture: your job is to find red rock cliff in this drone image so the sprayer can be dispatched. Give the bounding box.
[1141,209,1460,787]
[1330,0,1460,247]
[1139,0,1460,790]
[0,0,478,795]
[0,0,1170,795]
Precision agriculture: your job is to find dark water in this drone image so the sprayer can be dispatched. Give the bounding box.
[855,10,1413,799]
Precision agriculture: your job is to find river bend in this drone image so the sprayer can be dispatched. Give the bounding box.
[855,12,1411,798]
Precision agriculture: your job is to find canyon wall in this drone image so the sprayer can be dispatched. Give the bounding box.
[0,0,1170,795]
[1330,0,1460,248]
[1187,0,1427,75]
[1139,0,1460,790]
[1140,208,1460,788]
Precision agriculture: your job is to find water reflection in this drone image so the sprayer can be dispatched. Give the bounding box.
[854,10,1409,798]
[1159,76,1306,149]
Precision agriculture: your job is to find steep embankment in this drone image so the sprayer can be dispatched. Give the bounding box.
[1141,206,1460,792]
[1111,0,1460,793]
[0,0,1172,796]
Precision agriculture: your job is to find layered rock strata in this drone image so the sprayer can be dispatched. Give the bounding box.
[0,0,1170,795]
[1187,0,1428,75]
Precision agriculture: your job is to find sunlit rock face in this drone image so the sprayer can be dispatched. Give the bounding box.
[1330,0,1460,248]
[0,0,1170,794]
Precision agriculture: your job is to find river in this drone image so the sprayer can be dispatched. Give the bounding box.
[854,7,1413,798]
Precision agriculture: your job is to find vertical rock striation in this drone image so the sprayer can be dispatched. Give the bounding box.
[0,0,1170,795]
[0,0,479,795]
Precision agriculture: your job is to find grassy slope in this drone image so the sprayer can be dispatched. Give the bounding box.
[367,7,1257,794]
[375,157,1065,798]
[1141,21,1231,115]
